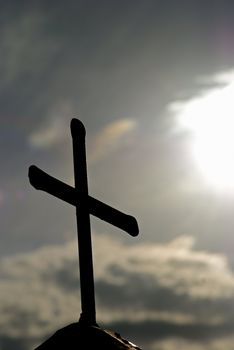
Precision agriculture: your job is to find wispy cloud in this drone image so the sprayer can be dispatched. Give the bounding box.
[29,116,137,158]
[0,234,234,349]
[168,69,234,129]
[150,336,234,350]
[28,101,75,149]
[88,119,137,163]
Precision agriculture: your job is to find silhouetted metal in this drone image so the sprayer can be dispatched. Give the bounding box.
[35,323,142,350]
[29,166,139,237]
[71,119,96,325]
[28,118,139,328]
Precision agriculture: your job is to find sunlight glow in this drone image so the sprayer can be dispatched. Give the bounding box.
[172,72,234,191]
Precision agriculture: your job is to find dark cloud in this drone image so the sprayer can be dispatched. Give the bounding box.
[107,319,234,344]
[0,234,234,349]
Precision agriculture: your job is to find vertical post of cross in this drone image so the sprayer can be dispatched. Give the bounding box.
[71,119,96,326]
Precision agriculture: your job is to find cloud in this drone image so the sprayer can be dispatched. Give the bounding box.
[195,69,234,85]
[88,119,137,163]
[168,69,234,133]
[28,101,75,149]
[167,69,234,192]
[29,116,137,159]
[0,7,60,89]
[149,336,234,350]
[0,234,234,349]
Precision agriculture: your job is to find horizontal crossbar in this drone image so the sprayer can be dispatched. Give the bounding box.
[29,165,139,237]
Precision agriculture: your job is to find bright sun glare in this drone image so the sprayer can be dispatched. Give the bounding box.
[172,72,234,191]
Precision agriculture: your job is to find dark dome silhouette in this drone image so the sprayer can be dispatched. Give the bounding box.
[35,323,141,350]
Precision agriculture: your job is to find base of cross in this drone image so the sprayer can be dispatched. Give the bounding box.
[34,322,142,350]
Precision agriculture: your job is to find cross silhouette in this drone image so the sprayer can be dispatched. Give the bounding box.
[29,119,139,327]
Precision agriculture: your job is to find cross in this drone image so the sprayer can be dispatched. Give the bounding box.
[28,118,139,327]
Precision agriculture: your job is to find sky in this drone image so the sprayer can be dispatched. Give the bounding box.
[1,0,234,349]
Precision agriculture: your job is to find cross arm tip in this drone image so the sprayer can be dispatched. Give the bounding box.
[127,215,139,237]
[28,165,45,190]
[70,118,86,138]
[28,165,38,188]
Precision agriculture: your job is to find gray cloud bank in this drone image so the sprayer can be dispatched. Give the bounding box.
[0,234,234,350]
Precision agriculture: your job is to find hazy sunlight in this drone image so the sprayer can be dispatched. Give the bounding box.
[172,72,234,191]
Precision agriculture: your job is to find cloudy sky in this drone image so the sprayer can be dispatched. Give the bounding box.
[1,1,234,349]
